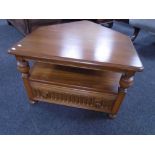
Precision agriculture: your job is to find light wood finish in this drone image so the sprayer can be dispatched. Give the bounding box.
[9,20,144,118]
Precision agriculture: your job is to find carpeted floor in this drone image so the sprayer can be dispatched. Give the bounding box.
[0,20,155,135]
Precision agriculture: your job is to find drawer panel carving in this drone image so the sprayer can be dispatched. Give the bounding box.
[31,81,117,112]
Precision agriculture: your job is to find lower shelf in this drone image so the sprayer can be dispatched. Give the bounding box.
[30,81,117,113]
[28,62,122,113]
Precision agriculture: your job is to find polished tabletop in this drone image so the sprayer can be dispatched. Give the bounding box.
[9,20,143,72]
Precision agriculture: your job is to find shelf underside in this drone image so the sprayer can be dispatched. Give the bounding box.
[30,62,121,94]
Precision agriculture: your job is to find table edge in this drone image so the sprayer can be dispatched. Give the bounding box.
[9,51,144,72]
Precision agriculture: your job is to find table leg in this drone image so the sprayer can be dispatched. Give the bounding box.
[109,72,135,118]
[16,58,36,104]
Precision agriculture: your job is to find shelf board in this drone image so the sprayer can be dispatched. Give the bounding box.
[30,62,121,94]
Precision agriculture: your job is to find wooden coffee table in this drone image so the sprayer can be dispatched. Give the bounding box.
[9,21,143,118]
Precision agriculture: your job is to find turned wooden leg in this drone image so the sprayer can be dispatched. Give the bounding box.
[16,57,36,104]
[131,27,140,41]
[110,72,135,118]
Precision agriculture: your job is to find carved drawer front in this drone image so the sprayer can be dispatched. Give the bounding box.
[30,81,117,113]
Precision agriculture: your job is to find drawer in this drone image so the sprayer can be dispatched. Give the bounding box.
[30,81,117,113]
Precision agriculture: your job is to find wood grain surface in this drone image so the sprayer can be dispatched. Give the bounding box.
[9,20,143,72]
